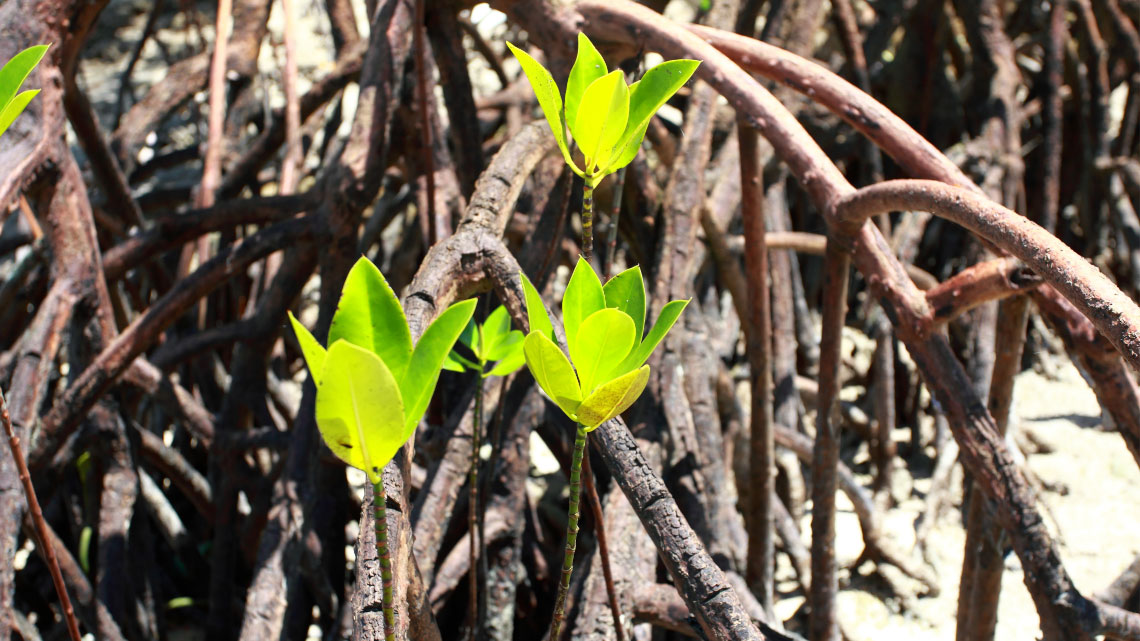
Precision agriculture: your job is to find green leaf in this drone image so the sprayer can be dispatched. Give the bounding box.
[0,45,48,114]
[603,59,700,174]
[441,351,471,373]
[0,89,37,139]
[315,341,406,485]
[505,42,583,176]
[617,299,689,374]
[603,120,648,175]
[520,271,554,341]
[79,526,92,573]
[565,33,608,148]
[576,365,650,430]
[562,256,606,350]
[569,308,636,396]
[288,311,328,386]
[485,330,523,362]
[401,298,478,433]
[481,306,512,357]
[573,70,629,172]
[523,331,582,418]
[458,317,477,350]
[328,256,413,380]
[487,344,525,377]
[603,265,646,341]
[443,318,479,372]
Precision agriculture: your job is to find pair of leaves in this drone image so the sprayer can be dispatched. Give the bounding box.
[0,45,49,140]
[290,257,476,483]
[506,34,700,185]
[520,259,688,429]
[442,305,526,378]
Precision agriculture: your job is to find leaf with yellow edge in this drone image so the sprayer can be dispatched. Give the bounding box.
[315,341,406,485]
[523,331,582,417]
[576,365,650,430]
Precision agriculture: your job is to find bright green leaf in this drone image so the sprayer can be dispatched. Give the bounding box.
[315,341,406,485]
[0,45,48,114]
[573,70,629,172]
[576,365,650,430]
[505,42,583,176]
[603,265,646,341]
[520,271,554,341]
[523,331,582,418]
[604,59,700,174]
[458,317,477,350]
[603,120,648,175]
[481,305,512,357]
[562,256,606,350]
[569,308,636,396]
[401,298,478,433]
[617,299,689,374]
[288,311,328,386]
[328,256,413,380]
[485,330,523,362]
[565,33,607,140]
[0,89,37,140]
[487,344,526,377]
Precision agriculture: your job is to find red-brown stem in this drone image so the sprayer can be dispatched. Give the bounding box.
[739,122,773,612]
[581,450,625,639]
[189,0,232,325]
[604,167,626,279]
[2,388,82,641]
[810,241,850,641]
[1040,0,1067,233]
[413,0,438,245]
[198,0,231,207]
[280,0,302,195]
[959,294,1030,640]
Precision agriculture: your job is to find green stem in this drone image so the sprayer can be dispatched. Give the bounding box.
[373,482,395,641]
[582,183,595,265]
[549,424,587,641]
[468,373,484,639]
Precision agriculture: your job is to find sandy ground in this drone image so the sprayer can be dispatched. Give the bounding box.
[785,358,1140,640]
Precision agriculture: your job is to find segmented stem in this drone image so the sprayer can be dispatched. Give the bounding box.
[549,425,587,641]
[468,373,484,639]
[373,482,396,641]
[582,183,595,264]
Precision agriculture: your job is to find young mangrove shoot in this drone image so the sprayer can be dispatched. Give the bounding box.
[520,258,688,640]
[289,256,475,641]
[506,33,699,264]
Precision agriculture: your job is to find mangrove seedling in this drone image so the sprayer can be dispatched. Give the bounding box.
[520,257,687,639]
[289,256,476,641]
[441,305,525,638]
[506,33,699,263]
